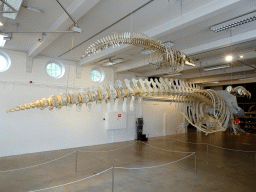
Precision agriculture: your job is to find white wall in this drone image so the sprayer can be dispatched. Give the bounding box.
[0,49,136,157]
[141,101,185,137]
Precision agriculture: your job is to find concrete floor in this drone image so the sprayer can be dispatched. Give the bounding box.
[1,129,256,192]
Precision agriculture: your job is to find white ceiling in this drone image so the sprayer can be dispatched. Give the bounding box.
[0,0,256,86]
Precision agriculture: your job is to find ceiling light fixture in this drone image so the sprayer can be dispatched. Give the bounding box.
[0,35,7,47]
[141,49,153,55]
[203,65,230,71]
[202,81,219,84]
[103,58,124,66]
[211,12,256,33]
[0,22,3,26]
[239,77,256,81]
[164,73,181,77]
[225,55,233,62]
[21,4,44,13]
[239,55,243,58]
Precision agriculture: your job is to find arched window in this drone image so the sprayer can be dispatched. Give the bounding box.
[46,60,65,78]
[90,67,105,83]
[0,50,11,72]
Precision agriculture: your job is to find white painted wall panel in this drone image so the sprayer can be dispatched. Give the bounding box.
[142,101,185,137]
[105,112,127,130]
[0,49,136,157]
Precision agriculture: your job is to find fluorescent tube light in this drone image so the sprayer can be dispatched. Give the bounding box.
[203,65,230,71]
[211,12,256,33]
[141,49,155,55]
[112,58,124,64]
[239,77,256,81]
[0,35,7,47]
[164,73,181,77]
[202,81,219,84]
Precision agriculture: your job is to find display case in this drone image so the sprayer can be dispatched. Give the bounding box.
[238,103,256,133]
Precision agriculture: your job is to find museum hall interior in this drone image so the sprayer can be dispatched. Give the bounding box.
[0,0,256,191]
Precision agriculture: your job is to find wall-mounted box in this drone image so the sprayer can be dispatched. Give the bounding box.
[105,112,127,129]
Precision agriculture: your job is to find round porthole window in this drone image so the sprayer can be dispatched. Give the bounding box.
[90,67,105,83]
[46,60,65,78]
[0,51,11,72]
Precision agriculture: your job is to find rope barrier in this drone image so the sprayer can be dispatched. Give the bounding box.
[29,151,196,191]
[147,133,256,152]
[115,152,195,170]
[77,142,137,153]
[29,167,113,192]
[164,137,256,153]
[171,138,207,145]
[140,141,194,154]
[207,144,256,153]
[0,151,76,172]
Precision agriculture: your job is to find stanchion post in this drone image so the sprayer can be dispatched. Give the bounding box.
[112,167,114,192]
[207,144,209,164]
[195,153,197,174]
[75,150,78,173]
[172,139,174,152]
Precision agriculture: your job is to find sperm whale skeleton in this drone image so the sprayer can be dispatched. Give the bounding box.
[6,33,251,135]
[6,78,251,135]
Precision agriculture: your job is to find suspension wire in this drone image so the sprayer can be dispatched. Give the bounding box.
[168,0,171,41]
[71,31,76,88]
[130,11,133,32]
[65,33,74,94]
[230,30,233,87]
[180,0,183,23]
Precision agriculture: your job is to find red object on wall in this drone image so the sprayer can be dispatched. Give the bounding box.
[118,114,121,117]
[103,118,105,120]
[30,81,33,83]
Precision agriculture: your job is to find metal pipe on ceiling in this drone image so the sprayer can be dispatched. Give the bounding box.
[236,60,256,70]
[0,31,77,34]
[0,11,16,13]
[58,0,155,58]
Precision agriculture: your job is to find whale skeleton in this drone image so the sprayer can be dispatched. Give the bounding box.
[6,77,251,135]
[80,32,195,72]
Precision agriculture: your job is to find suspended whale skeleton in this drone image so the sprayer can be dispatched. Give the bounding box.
[6,77,251,135]
[6,32,251,134]
[80,32,195,71]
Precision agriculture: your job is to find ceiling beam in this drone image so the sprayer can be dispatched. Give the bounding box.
[183,28,256,56]
[115,60,150,73]
[145,0,242,38]
[27,0,100,58]
[79,0,242,66]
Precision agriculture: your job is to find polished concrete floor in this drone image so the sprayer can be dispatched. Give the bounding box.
[1,129,256,192]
